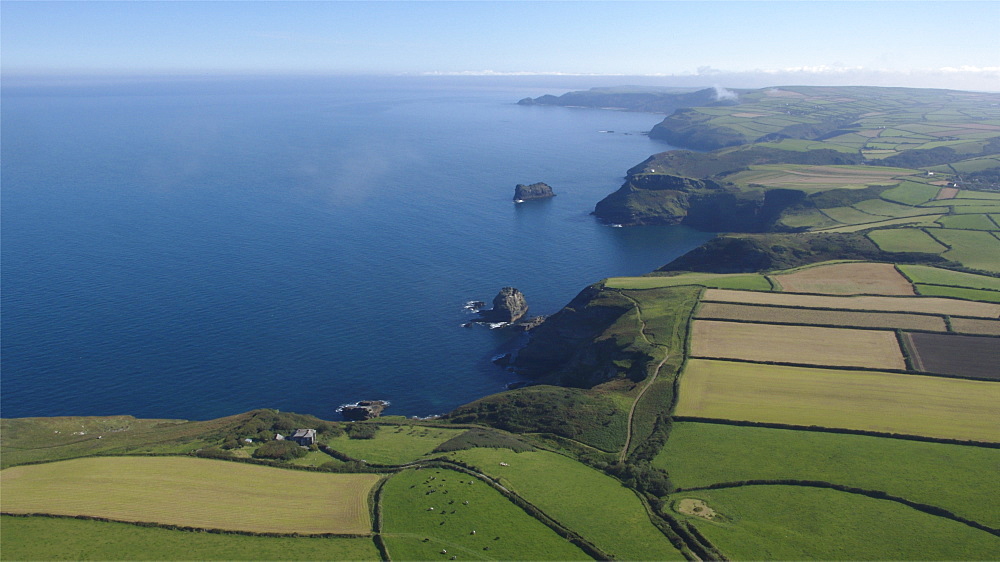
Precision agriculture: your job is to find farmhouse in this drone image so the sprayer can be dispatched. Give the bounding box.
[289,428,316,446]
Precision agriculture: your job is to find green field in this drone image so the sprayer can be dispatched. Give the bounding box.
[897,264,1000,290]
[675,359,1000,442]
[604,273,770,291]
[879,181,943,206]
[930,229,1000,272]
[936,214,999,231]
[0,457,380,534]
[324,424,466,464]
[0,515,380,561]
[655,422,1000,527]
[445,448,685,561]
[674,486,1000,560]
[380,468,588,561]
[914,284,1000,304]
[867,228,947,253]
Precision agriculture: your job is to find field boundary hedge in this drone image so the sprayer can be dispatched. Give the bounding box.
[673,481,1000,537]
[672,417,1000,448]
[0,512,373,539]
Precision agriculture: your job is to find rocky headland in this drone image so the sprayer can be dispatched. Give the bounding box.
[514,182,555,202]
[338,400,389,421]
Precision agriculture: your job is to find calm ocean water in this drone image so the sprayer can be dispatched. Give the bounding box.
[1,76,712,420]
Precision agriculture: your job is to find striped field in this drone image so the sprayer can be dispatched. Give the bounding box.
[701,289,1000,318]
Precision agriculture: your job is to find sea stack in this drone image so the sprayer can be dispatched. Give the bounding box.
[339,400,389,421]
[479,287,529,324]
[513,182,555,202]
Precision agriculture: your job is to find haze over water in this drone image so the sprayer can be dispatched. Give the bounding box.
[1,76,712,420]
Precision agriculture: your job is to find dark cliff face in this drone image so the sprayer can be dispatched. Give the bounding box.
[593,173,805,231]
[479,287,529,323]
[514,182,555,201]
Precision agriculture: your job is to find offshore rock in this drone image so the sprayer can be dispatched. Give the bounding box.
[478,287,529,324]
[339,400,389,421]
[513,182,555,202]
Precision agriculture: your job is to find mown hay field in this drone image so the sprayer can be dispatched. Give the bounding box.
[324,424,466,465]
[674,359,1000,442]
[728,164,913,190]
[904,332,1000,379]
[770,261,915,295]
[868,228,949,254]
[674,486,1000,561]
[0,457,380,534]
[949,317,1000,336]
[694,302,946,332]
[656,422,1000,527]
[603,273,770,291]
[701,289,1000,318]
[380,468,588,561]
[898,265,1000,291]
[0,515,380,561]
[444,448,685,561]
[689,320,906,370]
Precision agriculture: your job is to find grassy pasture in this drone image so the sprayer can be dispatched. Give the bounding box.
[914,284,1000,304]
[701,288,1000,318]
[949,204,1000,215]
[673,486,1000,561]
[604,273,770,291]
[853,198,936,218]
[816,214,944,232]
[380,468,587,561]
[820,206,886,225]
[769,261,914,295]
[879,181,946,206]
[0,457,380,534]
[674,359,1000,442]
[949,317,1000,336]
[656,422,1000,527]
[0,515,379,561]
[957,190,1000,200]
[694,302,946,332]
[689,320,906,370]
[867,228,948,254]
[929,229,1000,273]
[897,265,1000,291]
[444,448,685,561]
[904,332,1000,380]
[936,214,999,231]
[324,424,466,464]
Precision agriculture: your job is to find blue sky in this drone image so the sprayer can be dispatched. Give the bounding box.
[2,1,998,89]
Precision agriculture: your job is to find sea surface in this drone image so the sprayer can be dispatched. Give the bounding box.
[1,76,712,420]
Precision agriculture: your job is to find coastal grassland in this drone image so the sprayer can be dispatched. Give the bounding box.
[672,486,1000,561]
[0,515,379,561]
[768,261,914,294]
[694,302,946,332]
[915,284,1000,303]
[379,468,588,561]
[868,228,948,254]
[445,386,628,453]
[898,264,1000,290]
[324,424,466,464]
[0,457,380,534]
[701,288,1000,317]
[948,317,1000,336]
[674,359,1000,441]
[655,422,1000,527]
[689,320,906,370]
[879,181,944,205]
[444,448,685,561]
[903,332,1000,379]
[603,273,770,291]
[928,229,1000,273]
[936,214,999,231]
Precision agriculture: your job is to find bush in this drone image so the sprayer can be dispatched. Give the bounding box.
[346,424,377,440]
[252,440,307,461]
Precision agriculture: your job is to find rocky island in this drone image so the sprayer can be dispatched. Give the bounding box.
[514,182,555,202]
[476,287,529,324]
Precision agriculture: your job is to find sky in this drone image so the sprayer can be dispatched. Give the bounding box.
[2,1,998,90]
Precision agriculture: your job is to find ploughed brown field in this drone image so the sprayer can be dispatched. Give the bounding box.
[949,317,1000,336]
[903,332,1000,379]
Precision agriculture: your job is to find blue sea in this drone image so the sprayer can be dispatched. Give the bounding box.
[1,75,712,420]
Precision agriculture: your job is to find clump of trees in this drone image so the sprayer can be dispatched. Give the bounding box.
[252,440,307,461]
